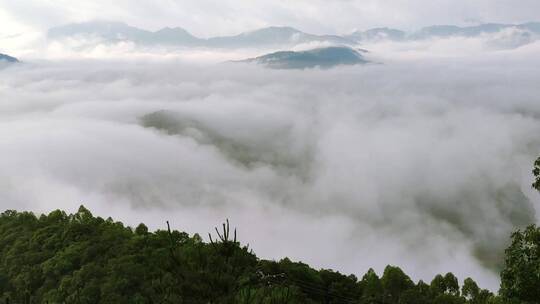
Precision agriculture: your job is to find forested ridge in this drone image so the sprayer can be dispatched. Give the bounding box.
[0,159,538,304]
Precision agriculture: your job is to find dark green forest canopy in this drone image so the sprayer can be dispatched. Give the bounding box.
[0,206,537,304]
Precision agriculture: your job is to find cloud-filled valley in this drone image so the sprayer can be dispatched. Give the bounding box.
[1,39,540,291]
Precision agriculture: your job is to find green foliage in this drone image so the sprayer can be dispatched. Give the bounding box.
[462,278,480,301]
[0,205,524,304]
[462,278,494,304]
[500,225,540,304]
[361,268,382,303]
[380,265,414,303]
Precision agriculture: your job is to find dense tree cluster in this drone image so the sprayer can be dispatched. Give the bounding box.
[500,224,540,304]
[0,157,537,303]
[0,207,533,304]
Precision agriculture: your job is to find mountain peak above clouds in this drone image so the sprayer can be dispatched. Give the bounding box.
[240,46,369,69]
[0,53,19,63]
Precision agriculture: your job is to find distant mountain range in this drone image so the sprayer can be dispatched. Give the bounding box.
[348,23,540,43]
[0,53,18,63]
[409,22,540,39]
[239,47,368,69]
[47,21,540,48]
[47,21,353,48]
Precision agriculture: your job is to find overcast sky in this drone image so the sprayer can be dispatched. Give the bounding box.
[1,0,540,37]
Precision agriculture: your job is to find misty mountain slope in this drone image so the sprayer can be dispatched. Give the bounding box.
[148,27,202,45]
[346,27,407,42]
[0,53,18,63]
[345,23,540,48]
[140,110,313,177]
[206,26,354,48]
[49,21,151,41]
[417,183,535,271]
[241,46,369,69]
[410,23,540,39]
[411,24,493,39]
[48,21,202,46]
[403,23,540,49]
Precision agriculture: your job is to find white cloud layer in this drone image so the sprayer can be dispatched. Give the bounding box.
[1,43,539,291]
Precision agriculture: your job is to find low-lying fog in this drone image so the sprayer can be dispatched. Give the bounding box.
[1,38,540,291]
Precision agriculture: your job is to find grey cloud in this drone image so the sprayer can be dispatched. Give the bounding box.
[0,49,539,291]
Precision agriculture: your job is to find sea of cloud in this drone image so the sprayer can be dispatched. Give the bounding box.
[1,36,540,291]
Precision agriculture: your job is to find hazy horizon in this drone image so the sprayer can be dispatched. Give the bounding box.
[2,0,540,37]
